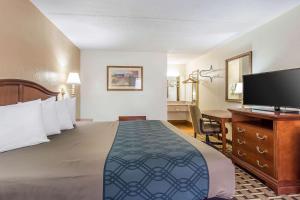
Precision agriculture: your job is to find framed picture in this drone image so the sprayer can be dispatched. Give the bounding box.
[107,66,143,91]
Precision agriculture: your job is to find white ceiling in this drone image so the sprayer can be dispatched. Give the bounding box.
[32,0,300,62]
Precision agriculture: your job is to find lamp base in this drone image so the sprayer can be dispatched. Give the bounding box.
[71,84,76,97]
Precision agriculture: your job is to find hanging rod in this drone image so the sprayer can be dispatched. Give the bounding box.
[182,65,218,83]
[199,65,214,82]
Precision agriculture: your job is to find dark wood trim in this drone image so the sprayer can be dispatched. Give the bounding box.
[228,108,300,120]
[0,79,58,97]
[107,66,143,91]
[0,79,59,106]
[119,116,146,121]
[225,51,252,103]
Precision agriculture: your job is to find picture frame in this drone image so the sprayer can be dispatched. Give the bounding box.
[107,66,143,91]
[225,51,252,102]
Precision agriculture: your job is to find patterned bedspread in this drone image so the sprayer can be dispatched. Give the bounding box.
[103,120,209,200]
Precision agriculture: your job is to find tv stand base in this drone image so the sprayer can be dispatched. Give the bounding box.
[251,107,300,114]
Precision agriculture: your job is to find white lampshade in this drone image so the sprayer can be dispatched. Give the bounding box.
[234,82,243,94]
[67,72,81,84]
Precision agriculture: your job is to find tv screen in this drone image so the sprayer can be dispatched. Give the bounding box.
[243,68,300,108]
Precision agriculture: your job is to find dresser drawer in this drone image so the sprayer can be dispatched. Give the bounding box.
[233,122,273,139]
[233,122,274,152]
[232,147,248,162]
[245,124,274,143]
[247,151,275,177]
[233,122,275,177]
[233,146,274,177]
[233,137,273,160]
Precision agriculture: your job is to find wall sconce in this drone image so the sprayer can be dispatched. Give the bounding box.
[67,72,81,97]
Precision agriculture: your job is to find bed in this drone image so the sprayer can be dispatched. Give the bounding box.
[0,79,235,200]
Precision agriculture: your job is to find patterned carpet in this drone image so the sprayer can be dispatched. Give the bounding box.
[234,166,300,200]
[171,122,300,200]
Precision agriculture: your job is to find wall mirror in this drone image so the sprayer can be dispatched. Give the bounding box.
[226,51,252,102]
[167,76,180,101]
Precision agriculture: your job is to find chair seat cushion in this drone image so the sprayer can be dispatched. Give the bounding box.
[201,123,221,133]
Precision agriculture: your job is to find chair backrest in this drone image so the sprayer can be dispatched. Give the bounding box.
[189,105,202,134]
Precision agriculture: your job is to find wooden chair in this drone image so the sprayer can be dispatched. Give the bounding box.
[189,105,222,147]
[118,116,146,121]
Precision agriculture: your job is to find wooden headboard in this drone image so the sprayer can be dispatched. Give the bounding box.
[0,79,59,106]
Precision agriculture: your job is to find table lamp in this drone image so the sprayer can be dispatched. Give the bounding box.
[234,82,244,108]
[234,82,243,95]
[67,72,80,97]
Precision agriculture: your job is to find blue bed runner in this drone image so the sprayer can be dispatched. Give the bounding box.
[103,120,209,200]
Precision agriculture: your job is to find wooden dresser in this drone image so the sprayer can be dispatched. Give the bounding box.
[229,108,300,195]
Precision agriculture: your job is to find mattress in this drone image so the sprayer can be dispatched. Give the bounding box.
[0,121,235,200]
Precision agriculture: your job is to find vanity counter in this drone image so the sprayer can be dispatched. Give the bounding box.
[167,101,193,121]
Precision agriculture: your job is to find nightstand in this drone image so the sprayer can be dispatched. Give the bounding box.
[75,118,93,126]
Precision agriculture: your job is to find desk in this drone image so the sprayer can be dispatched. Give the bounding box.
[201,110,232,153]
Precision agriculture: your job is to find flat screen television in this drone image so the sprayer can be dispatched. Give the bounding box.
[243,68,300,112]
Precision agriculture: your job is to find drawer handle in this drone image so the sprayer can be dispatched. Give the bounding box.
[256,133,267,140]
[256,146,268,154]
[237,127,245,133]
[237,139,246,145]
[237,150,246,157]
[256,160,268,168]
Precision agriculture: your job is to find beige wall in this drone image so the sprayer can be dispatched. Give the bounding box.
[186,5,300,140]
[80,50,167,121]
[186,4,300,111]
[0,0,80,115]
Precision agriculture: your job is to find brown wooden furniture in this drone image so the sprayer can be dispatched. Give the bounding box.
[189,105,223,148]
[0,79,59,106]
[118,116,146,121]
[201,110,232,153]
[229,108,300,195]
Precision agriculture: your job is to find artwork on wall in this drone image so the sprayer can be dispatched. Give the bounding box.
[225,51,252,102]
[107,66,143,91]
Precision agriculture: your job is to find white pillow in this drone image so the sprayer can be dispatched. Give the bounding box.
[0,100,49,152]
[55,100,74,130]
[42,97,61,136]
[65,97,76,124]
